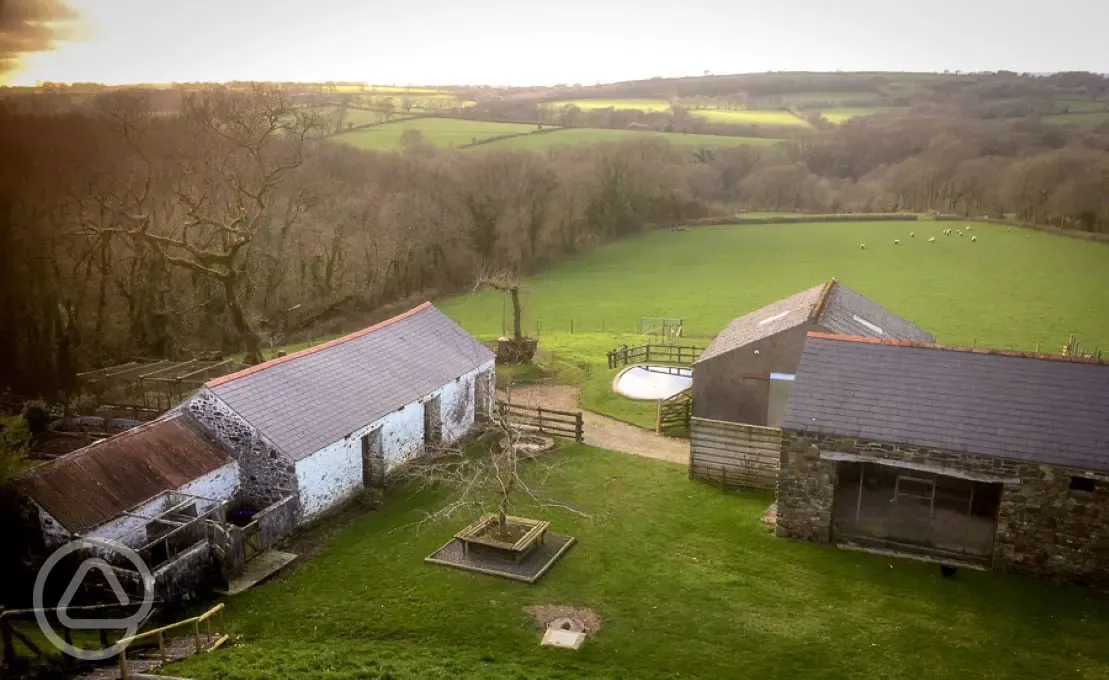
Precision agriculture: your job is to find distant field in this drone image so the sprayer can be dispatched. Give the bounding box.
[549,98,672,112]
[818,107,908,123]
[1043,111,1109,128]
[479,127,780,150]
[690,108,809,127]
[1054,98,1109,113]
[334,117,542,150]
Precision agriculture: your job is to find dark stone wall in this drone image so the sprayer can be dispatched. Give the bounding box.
[778,430,1109,586]
[692,322,814,425]
[186,389,300,509]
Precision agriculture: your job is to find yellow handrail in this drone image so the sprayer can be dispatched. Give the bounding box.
[115,603,224,647]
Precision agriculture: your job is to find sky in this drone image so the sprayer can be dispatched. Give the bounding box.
[2,0,1108,86]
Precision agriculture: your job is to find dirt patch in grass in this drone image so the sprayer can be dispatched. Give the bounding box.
[523,604,602,634]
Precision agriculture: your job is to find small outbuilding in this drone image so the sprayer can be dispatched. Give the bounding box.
[692,281,933,427]
[777,333,1109,585]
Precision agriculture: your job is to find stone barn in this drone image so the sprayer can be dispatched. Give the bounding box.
[14,412,241,598]
[692,281,933,427]
[777,333,1109,586]
[185,301,496,523]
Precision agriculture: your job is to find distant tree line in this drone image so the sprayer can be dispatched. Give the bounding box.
[1,85,1108,401]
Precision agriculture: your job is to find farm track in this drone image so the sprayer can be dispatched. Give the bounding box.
[501,384,689,465]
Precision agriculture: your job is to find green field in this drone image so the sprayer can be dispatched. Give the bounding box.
[439,221,1109,349]
[169,447,1109,679]
[690,108,810,127]
[548,98,673,112]
[479,127,780,151]
[335,117,543,150]
[440,219,1109,428]
[1043,111,1109,128]
[818,107,908,123]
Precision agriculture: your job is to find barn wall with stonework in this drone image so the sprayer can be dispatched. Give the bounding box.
[777,430,1109,586]
[186,389,299,508]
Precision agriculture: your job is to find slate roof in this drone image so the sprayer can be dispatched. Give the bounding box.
[695,281,934,364]
[204,302,494,461]
[782,333,1109,472]
[16,413,232,534]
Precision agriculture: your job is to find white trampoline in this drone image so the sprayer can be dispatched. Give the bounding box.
[613,365,693,400]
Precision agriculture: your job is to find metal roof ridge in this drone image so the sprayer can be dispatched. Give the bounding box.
[805,332,1109,365]
[16,412,183,481]
[205,301,435,388]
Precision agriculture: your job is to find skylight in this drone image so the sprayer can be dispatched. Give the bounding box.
[758,310,792,326]
[852,314,884,335]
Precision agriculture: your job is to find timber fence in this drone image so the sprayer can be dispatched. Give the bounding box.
[689,417,781,490]
[607,344,703,369]
[496,400,584,442]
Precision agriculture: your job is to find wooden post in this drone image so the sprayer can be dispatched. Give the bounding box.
[601,318,605,333]
[570,319,574,334]
[575,413,584,443]
[194,620,202,653]
[1,620,14,666]
[158,631,166,661]
[537,406,544,434]
[119,648,129,680]
[656,401,662,434]
[219,608,225,637]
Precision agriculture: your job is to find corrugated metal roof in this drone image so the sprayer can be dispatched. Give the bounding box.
[695,281,933,364]
[16,413,233,534]
[782,334,1109,471]
[206,303,495,461]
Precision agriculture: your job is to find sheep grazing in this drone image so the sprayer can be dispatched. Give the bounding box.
[928,236,936,243]
[859,243,866,250]
[910,232,916,238]
[894,239,901,245]
[971,235,978,242]
[965,225,972,231]
[957,230,963,236]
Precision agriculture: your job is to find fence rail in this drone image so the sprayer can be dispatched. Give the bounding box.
[116,603,227,679]
[607,344,704,369]
[496,400,584,442]
[689,417,781,490]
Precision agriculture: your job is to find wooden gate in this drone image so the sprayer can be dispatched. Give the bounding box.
[496,400,584,442]
[656,388,692,434]
[243,521,262,561]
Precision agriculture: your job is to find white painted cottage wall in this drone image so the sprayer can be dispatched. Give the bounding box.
[83,460,240,548]
[294,360,496,522]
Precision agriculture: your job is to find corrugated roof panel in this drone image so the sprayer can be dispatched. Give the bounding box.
[783,335,1109,471]
[207,303,494,461]
[16,413,233,534]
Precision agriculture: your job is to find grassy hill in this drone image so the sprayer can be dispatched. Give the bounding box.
[479,127,780,150]
[334,117,543,150]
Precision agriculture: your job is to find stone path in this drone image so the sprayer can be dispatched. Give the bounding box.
[500,384,689,466]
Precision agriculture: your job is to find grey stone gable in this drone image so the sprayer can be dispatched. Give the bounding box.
[695,284,826,364]
[206,304,494,461]
[816,284,935,343]
[782,336,1109,472]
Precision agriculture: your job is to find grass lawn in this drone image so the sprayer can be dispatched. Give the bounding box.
[169,448,1109,679]
[818,107,908,123]
[547,98,673,112]
[480,127,780,151]
[690,108,810,127]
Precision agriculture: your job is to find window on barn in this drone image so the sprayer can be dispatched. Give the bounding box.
[852,314,884,335]
[758,310,792,326]
[1069,476,1097,494]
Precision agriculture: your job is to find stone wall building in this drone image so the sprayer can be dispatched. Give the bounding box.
[777,333,1109,586]
[11,302,495,601]
[692,281,932,427]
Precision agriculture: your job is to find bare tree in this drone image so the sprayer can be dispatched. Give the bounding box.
[401,407,586,536]
[476,269,523,340]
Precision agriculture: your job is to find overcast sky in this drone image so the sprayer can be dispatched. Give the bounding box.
[5,0,1108,85]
